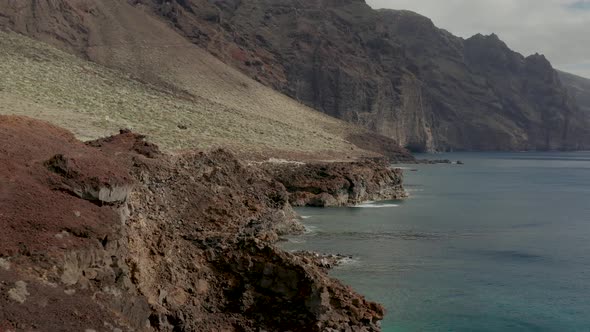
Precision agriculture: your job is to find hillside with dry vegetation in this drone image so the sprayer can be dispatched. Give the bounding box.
[0,0,412,161]
[0,30,364,159]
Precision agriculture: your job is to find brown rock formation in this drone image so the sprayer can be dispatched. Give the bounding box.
[266,159,406,207]
[0,116,384,331]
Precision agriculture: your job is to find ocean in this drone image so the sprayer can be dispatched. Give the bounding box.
[282,152,590,331]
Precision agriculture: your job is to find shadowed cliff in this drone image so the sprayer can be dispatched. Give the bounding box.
[558,71,590,116]
[125,0,590,151]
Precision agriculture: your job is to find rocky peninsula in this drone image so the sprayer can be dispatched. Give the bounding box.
[266,160,406,207]
[0,116,406,331]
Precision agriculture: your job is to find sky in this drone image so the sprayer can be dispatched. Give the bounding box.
[366,0,590,78]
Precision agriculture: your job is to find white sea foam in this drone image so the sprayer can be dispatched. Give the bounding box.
[304,225,319,234]
[353,203,399,208]
[287,238,306,244]
[336,256,360,266]
[301,215,312,219]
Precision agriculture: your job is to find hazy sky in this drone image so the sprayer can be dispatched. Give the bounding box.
[366,0,590,78]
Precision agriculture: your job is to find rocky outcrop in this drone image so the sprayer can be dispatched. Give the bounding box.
[132,0,590,151]
[0,116,384,331]
[266,159,406,207]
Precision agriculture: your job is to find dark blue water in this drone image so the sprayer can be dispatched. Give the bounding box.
[283,152,590,331]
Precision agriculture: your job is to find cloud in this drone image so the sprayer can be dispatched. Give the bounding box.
[560,62,590,78]
[366,0,590,78]
[568,1,590,10]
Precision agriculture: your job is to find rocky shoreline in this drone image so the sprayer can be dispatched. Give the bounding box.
[265,160,406,207]
[0,116,393,331]
[292,251,356,271]
[413,159,464,165]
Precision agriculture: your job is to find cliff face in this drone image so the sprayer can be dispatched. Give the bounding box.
[0,115,384,331]
[558,71,590,116]
[266,160,406,207]
[133,0,590,151]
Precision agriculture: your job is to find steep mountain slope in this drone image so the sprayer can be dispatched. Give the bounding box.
[0,0,412,160]
[559,71,590,115]
[130,0,590,151]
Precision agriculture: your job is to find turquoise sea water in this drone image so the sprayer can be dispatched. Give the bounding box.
[282,152,590,331]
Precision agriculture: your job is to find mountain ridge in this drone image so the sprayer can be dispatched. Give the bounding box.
[1,0,588,152]
[127,0,590,151]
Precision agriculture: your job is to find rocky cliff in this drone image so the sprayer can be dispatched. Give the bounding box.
[0,115,384,331]
[266,159,406,207]
[132,0,590,151]
[559,71,590,116]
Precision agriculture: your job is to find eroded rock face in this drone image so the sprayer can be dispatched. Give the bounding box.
[558,71,590,116]
[266,159,406,207]
[0,116,141,331]
[44,153,133,204]
[132,0,590,151]
[0,116,384,331]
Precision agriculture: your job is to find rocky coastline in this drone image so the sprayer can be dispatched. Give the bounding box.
[265,160,406,208]
[292,251,356,271]
[413,159,464,165]
[0,116,391,331]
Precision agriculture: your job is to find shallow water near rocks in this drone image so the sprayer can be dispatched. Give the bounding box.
[282,152,590,331]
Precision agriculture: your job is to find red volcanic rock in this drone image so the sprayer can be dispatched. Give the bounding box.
[87,128,162,159]
[0,115,134,330]
[0,116,130,257]
[0,116,384,331]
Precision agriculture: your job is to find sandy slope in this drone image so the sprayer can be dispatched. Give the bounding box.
[0,29,366,159]
[0,0,384,159]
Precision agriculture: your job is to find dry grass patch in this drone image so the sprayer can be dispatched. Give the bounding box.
[0,31,367,157]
